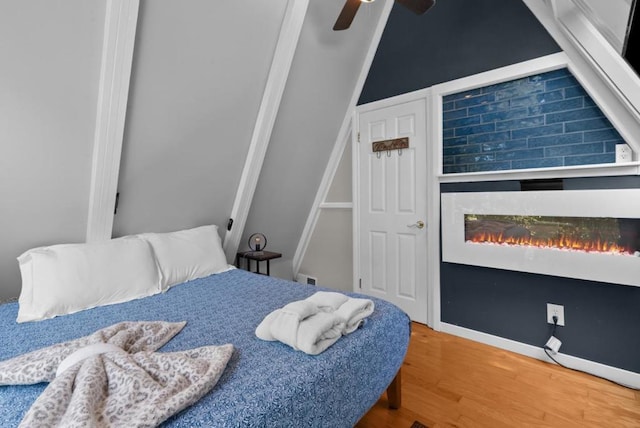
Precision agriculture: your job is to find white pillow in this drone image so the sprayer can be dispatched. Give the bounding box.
[16,236,161,323]
[140,225,231,290]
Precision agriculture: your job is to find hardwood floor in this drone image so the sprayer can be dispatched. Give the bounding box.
[357,322,640,428]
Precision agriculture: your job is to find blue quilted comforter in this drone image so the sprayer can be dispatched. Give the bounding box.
[0,269,410,427]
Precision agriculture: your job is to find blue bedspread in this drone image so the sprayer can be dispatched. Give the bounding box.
[0,269,410,427]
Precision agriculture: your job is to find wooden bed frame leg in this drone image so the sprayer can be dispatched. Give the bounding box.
[386,368,401,409]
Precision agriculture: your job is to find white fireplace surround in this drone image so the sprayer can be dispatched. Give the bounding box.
[441,189,640,287]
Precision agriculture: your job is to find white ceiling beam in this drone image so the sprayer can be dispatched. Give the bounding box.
[86,0,139,242]
[222,0,310,262]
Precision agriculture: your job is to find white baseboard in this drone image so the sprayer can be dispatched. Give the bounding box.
[440,322,640,390]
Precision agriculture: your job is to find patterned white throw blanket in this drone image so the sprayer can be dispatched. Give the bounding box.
[0,321,233,428]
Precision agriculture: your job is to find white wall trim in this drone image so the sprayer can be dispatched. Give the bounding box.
[223,0,309,262]
[426,87,440,329]
[550,0,640,116]
[319,202,353,209]
[439,161,640,183]
[292,0,395,278]
[430,52,569,97]
[86,0,140,242]
[572,0,627,53]
[524,0,640,156]
[441,322,640,389]
[351,111,362,295]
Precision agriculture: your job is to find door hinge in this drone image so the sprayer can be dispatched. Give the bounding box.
[357,132,360,142]
[227,218,234,231]
[359,278,362,289]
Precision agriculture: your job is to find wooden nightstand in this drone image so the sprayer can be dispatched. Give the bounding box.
[235,251,282,276]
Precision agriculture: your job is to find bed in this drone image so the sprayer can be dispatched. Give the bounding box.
[0,268,410,427]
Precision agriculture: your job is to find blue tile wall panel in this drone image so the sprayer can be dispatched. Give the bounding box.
[442,68,624,173]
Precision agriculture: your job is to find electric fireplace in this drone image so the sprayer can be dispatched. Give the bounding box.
[441,190,640,287]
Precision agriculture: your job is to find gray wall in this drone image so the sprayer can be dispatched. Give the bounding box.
[0,2,105,301]
[325,142,352,203]
[113,0,288,237]
[298,144,353,291]
[242,0,387,279]
[299,209,353,292]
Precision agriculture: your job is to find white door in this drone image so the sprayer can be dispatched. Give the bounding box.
[356,98,428,323]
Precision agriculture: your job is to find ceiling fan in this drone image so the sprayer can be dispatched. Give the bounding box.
[334,0,436,31]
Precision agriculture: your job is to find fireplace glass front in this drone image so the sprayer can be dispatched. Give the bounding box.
[464,214,640,256]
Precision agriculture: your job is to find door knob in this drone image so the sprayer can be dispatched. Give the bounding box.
[408,220,425,229]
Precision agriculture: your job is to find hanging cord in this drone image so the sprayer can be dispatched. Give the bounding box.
[544,316,639,390]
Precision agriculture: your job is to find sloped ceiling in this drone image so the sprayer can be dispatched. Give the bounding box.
[242,0,387,278]
[112,0,387,283]
[0,0,387,300]
[113,0,290,237]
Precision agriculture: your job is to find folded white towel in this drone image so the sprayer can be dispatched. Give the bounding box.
[296,312,346,355]
[270,301,319,348]
[335,297,375,334]
[255,300,318,343]
[255,292,375,355]
[281,300,319,319]
[305,291,348,312]
[255,300,345,355]
[255,311,279,341]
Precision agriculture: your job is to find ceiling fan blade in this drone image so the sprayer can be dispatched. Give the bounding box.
[395,0,436,15]
[333,0,362,31]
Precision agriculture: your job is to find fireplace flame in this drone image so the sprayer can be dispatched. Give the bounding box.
[468,232,631,254]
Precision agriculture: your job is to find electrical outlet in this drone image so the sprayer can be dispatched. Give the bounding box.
[615,144,633,163]
[295,273,318,286]
[547,303,565,326]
